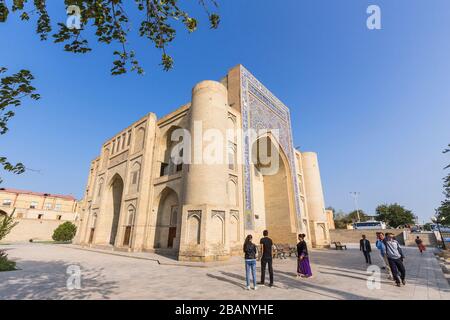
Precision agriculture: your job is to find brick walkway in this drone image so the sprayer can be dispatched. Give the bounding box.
[0,243,449,300]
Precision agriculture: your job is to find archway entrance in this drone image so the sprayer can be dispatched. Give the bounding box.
[109,175,124,245]
[252,135,297,244]
[154,188,179,249]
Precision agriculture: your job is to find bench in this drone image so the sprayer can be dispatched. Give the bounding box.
[288,245,297,257]
[333,242,347,250]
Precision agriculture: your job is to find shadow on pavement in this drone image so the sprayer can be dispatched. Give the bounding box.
[0,259,118,300]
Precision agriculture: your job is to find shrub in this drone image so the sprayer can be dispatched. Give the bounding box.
[52,222,77,242]
[0,250,16,272]
[0,211,19,241]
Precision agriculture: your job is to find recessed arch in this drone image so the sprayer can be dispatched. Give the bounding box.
[230,213,239,243]
[154,187,180,249]
[159,125,184,176]
[134,127,146,153]
[227,116,237,143]
[107,173,124,245]
[210,212,225,245]
[187,214,201,245]
[251,134,297,244]
[227,178,238,206]
[129,161,141,193]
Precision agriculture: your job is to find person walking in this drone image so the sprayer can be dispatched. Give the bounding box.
[376,232,393,280]
[360,234,372,265]
[415,236,426,254]
[259,230,274,287]
[243,235,258,290]
[383,232,406,287]
[296,234,313,278]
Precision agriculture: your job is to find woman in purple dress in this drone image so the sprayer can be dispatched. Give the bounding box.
[297,234,313,278]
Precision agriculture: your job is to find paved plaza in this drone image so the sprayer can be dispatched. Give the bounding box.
[0,243,449,300]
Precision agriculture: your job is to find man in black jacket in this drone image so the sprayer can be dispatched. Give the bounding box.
[259,230,274,287]
[360,235,372,265]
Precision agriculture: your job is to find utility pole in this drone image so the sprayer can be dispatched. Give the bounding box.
[350,192,361,222]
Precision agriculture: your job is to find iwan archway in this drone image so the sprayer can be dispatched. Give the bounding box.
[108,174,124,246]
[252,134,298,244]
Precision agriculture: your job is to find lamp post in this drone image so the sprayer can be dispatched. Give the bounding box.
[350,192,361,222]
[432,214,447,250]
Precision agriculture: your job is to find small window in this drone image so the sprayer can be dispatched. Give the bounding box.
[56,215,62,221]
[44,203,52,210]
[30,201,38,209]
[2,199,12,207]
[37,214,43,220]
[55,204,62,211]
[160,163,169,177]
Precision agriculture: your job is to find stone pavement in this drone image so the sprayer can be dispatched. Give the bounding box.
[0,243,449,300]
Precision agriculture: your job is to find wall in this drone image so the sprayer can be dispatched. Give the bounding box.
[405,232,437,247]
[1,218,70,243]
[330,229,408,245]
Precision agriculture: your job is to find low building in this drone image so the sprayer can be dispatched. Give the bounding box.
[0,188,79,242]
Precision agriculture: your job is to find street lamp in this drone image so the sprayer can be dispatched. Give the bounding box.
[350,192,361,222]
[432,214,447,250]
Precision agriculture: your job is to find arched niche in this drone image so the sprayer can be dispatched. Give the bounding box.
[154,187,180,249]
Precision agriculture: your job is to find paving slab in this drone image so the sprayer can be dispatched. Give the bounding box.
[0,243,449,300]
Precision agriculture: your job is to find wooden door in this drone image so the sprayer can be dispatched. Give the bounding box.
[168,227,176,248]
[123,226,132,246]
[89,228,95,244]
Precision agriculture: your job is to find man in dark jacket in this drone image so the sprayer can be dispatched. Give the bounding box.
[360,235,372,265]
[259,230,274,287]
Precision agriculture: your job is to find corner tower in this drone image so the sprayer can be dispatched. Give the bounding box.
[179,80,231,261]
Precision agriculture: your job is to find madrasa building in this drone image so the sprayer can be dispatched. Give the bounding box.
[75,65,331,261]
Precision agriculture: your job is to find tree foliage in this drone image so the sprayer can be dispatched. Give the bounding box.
[347,210,370,222]
[0,210,18,271]
[333,209,369,229]
[0,210,19,241]
[52,221,77,242]
[375,203,415,228]
[436,144,450,224]
[3,0,220,75]
[0,67,40,184]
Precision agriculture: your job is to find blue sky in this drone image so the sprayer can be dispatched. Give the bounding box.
[0,0,449,223]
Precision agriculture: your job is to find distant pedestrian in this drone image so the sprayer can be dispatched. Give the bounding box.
[259,230,274,287]
[383,232,406,287]
[243,235,257,290]
[360,234,372,265]
[376,232,393,280]
[415,236,426,254]
[296,234,312,278]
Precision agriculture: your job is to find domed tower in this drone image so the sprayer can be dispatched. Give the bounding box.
[179,80,231,261]
[302,152,331,248]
